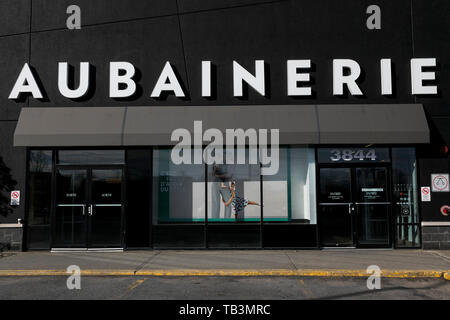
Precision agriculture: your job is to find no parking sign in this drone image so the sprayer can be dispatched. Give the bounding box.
[421,187,431,202]
[10,190,20,206]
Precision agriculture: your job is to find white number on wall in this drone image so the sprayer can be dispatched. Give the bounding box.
[329,149,377,162]
[366,149,377,160]
[330,149,341,161]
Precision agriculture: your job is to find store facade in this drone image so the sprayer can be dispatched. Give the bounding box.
[0,0,449,250]
[19,103,428,249]
[24,144,422,249]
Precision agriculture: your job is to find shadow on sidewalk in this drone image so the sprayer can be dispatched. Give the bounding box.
[314,279,449,300]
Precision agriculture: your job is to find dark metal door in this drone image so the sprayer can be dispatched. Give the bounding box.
[318,167,354,247]
[53,167,124,248]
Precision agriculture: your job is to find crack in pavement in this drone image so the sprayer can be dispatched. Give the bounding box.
[428,251,450,264]
[316,279,449,300]
[285,252,299,270]
[133,251,162,274]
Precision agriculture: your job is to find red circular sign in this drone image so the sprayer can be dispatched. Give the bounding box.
[11,191,19,199]
[441,205,450,217]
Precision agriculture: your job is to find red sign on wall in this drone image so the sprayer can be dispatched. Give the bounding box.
[10,190,20,206]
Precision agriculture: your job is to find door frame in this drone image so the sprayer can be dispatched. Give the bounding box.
[317,167,355,247]
[352,165,392,248]
[51,164,126,249]
[317,162,393,248]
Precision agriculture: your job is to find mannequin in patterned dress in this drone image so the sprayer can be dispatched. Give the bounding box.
[222,181,261,219]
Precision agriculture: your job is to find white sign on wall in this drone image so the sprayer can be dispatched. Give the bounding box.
[10,190,20,206]
[421,187,431,202]
[431,174,449,192]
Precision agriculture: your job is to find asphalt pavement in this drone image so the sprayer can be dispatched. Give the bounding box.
[0,249,449,300]
[0,276,448,300]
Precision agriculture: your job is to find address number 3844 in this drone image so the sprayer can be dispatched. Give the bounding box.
[329,149,377,162]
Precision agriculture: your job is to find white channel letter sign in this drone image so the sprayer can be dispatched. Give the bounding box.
[431,174,449,192]
[7,58,439,101]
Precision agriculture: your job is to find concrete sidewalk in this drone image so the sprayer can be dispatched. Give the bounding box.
[0,249,449,278]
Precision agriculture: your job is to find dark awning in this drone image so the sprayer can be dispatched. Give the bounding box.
[317,104,430,144]
[14,104,429,147]
[14,107,125,146]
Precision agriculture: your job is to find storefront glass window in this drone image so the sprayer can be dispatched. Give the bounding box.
[57,150,125,165]
[207,148,261,222]
[151,146,317,247]
[28,150,52,225]
[263,147,316,223]
[152,148,205,223]
[396,224,420,248]
[126,150,151,247]
[28,150,53,249]
[392,147,420,247]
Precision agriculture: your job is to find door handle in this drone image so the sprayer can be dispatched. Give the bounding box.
[88,204,93,216]
[348,204,355,214]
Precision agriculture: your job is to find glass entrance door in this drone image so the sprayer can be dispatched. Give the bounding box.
[88,169,123,247]
[319,168,354,247]
[53,167,124,248]
[54,169,88,247]
[354,167,390,246]
[319,166,391,247]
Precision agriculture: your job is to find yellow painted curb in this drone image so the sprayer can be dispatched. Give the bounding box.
[135,269,446,278]
[0,270,135,276]
[0,269,448,279]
